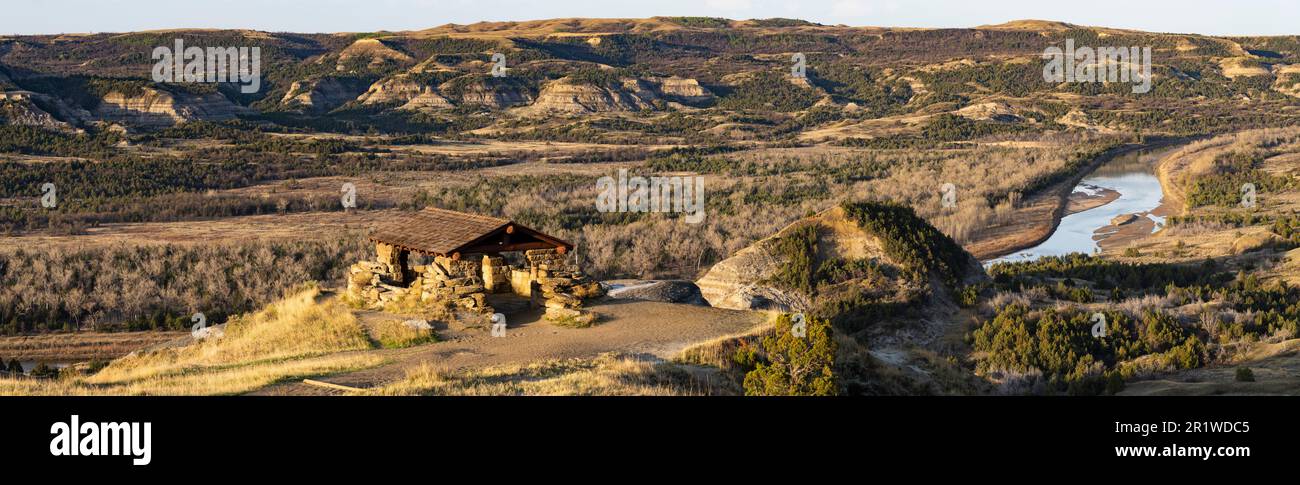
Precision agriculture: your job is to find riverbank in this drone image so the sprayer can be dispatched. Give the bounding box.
[969,137,1192,261]
[1095,138,1207,253]
[1066,184,1121,214]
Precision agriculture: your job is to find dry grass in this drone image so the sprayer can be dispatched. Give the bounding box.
[1121,339,1300,395]
[674,318,774,371]
[370,318,438,348]
[0,286,384,395]
[365,353,703,396]
[0,331,185,361]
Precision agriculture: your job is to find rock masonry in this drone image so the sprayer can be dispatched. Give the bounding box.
[346,246,603,323]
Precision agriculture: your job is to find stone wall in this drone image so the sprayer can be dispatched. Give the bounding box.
[419,255,491,313]
[346,245,600,322]
[346,260,384,304]
[525,248,603,324]
[346,250,492,313]
[510,268,533,296]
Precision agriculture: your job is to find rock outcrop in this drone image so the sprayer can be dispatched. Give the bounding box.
[696,213,828,312]
[0,92,74,131]
[336,38,414,71]
[1232,232,1284,255]
[696,203,984,312]
[280,77,367,113]
[604,280,707,305]
[1110,214,1139,226]
[955,101,1022,122]
[523,77,655,114]
[357,75,455,111]
[1056,108,1120,134]
[443,77,533,109]
[655,76,715,105]
[92,87,245,127]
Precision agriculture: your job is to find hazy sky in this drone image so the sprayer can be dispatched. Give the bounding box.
[4,0,1298,36]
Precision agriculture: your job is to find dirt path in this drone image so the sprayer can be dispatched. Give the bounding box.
[249,298,767,395]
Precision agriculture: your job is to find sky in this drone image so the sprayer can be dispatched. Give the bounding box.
[3,0,1298,36]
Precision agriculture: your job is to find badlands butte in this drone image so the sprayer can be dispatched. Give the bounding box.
[3,17,1300,395]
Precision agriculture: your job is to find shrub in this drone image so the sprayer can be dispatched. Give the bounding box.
[958,284,982,308]
[765,224,818,294]
[1104,371,1126,395]
[743,314,837,396]
[1235,366,1255,382]
[718,72,820,112]
[30,363,57,378]
[841,200,971,288]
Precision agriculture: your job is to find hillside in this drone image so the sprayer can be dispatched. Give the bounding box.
[4,17,1300,397]
[2,17,1300,138]
[698,201,982,316]
[696,201,988,394]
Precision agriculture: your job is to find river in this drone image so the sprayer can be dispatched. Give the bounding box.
[986,145,1179,264]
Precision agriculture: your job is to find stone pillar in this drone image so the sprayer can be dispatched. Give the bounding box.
[375,242,411,284]
[482,254,508,293]
[376,242,398,278]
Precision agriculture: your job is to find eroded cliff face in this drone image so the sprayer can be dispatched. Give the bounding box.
[445,78,534,109]
[93,88,245,127]
[696,207,874,312]
[694,238,815,312]
[696,204,985,313]
[335,38,414,71]
[0,92,74,131]
[357,75,455,111]
[655,76,715,105]
[279,77,367,113]
[521,77,656,114]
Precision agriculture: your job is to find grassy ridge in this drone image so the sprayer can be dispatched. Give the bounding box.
[0,286,382,395]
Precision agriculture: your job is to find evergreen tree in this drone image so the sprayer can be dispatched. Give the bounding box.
[743,314,837,396]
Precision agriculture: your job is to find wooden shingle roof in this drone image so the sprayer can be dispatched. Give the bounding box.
[368,207,572,256]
